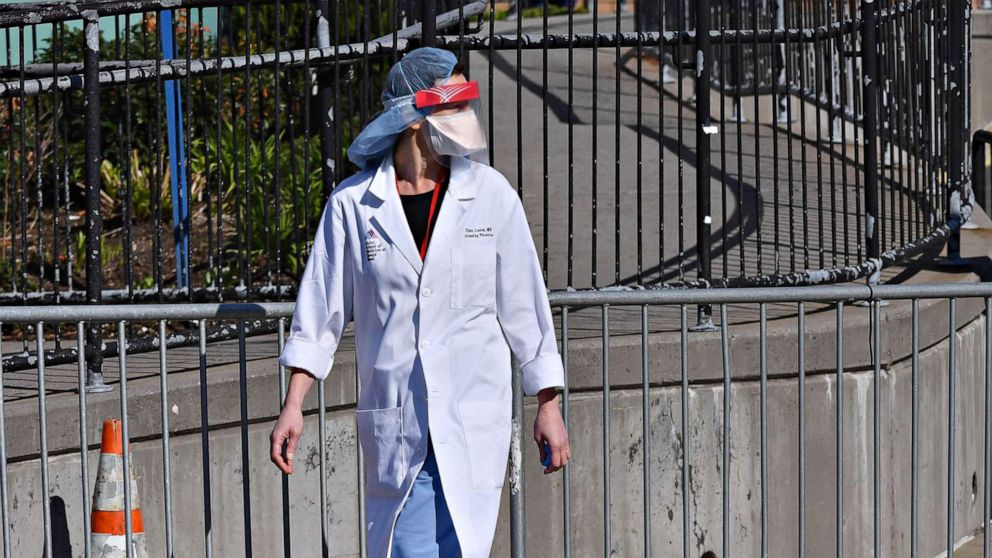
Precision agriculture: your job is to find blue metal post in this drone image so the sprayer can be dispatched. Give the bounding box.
[161,10,190,289]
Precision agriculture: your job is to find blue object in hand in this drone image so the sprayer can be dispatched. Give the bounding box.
[541,440,552,467]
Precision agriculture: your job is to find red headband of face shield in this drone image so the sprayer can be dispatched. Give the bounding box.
[414,81,481,109]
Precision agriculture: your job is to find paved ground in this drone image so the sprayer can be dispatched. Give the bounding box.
[953,528,992,558]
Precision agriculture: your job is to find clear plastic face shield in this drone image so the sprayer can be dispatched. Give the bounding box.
[415,80,489,165]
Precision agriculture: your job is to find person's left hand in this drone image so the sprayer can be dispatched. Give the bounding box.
[533,388,571,474]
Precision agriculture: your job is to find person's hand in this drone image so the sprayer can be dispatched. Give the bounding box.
[270,403,304,474]
[533,388,570,474]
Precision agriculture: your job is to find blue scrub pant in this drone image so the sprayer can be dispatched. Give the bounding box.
[390,435,462,557]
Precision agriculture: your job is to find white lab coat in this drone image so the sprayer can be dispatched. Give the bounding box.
[278,152,565,558]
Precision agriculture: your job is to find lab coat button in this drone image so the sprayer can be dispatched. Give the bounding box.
[421,287,432,297]
[420,340,431,349]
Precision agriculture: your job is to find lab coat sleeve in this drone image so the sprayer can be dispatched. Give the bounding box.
[495,194,566,396]
[278,196,354,381]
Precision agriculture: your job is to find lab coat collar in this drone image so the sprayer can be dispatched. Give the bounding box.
[366,152,478,201]
[365,152,479,276]
[445,155,479,201]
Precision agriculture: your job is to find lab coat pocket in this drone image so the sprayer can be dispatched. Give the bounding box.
[457,399,512,490]
[355,406,406,496]
[450,242,497,309]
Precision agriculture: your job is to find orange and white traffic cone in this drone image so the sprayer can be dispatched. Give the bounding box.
[90,419,148,557]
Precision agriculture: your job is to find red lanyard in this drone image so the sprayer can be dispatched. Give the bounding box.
[398,168,446,261]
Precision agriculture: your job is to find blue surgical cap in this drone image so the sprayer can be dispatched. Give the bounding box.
[347,47,458,171]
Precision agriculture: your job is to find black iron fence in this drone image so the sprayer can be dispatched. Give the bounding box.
[0,0,976,370]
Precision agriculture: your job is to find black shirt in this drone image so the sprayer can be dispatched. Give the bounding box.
[398,173,450,258]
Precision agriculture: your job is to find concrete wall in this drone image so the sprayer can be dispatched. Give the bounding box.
[2,302,989,557]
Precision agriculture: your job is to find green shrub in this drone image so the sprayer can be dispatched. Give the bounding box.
[198,119,325,282]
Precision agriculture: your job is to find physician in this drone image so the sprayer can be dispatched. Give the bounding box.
[269,47,571,558]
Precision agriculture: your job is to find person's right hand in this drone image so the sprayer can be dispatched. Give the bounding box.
[270,403,304,474]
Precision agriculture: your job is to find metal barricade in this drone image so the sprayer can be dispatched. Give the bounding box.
[0,281,989,555]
